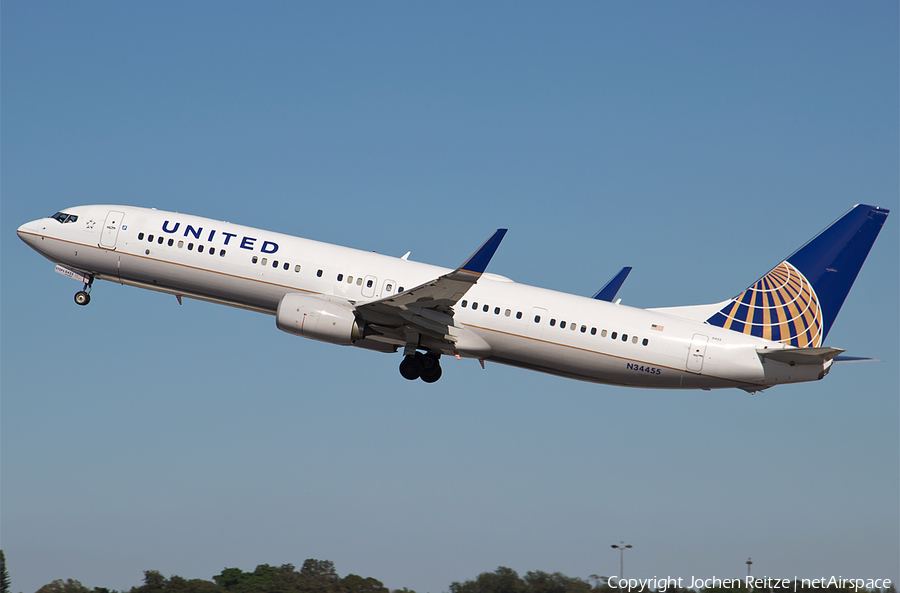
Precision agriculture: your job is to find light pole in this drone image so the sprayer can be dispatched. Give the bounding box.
[611,542,633,578]
[746,558,753,579]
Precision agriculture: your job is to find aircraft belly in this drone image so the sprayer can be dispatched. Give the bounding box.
[111,250,283,312]
[477,328,684,388]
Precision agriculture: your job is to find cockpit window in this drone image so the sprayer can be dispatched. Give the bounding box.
[51,212,78,223]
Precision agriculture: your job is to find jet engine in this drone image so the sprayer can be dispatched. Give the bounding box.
[276,293,362,345]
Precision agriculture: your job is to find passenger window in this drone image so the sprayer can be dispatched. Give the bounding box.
[505,309,511,317]
[356,277,362,285]
[261,258,267,266]
[283,262,289,270]
[591,328,597,335]
[294,265,301,272]
[621,334,628,341]
[534,315,541,323]
[516,312,523,319]
[367,279,374,288]
[347,276,353,283]
[178,241,184,248]
[601,329,608,337]
[188,243,194,250]
[494,307,500,315]
[550,319,556,327]
[642,338,649,346]
[386,283,393,291]
[398,287,404,292]
[472,302,478,310]
[317,270,323,278]
[560,321,566,329]
[158,236,164,244]
[272,260,278,268]
[570,324,576,331]
[209,248,216,255]
[138,232,145,240]
[168,238,174,246]
[221,251,226,257]
[461,300,467,308]
[611,332,617,339]
[252,256,258,264]
[198,245,204,253]
[337,274,343,281]
[632,336,638,344]
[148,234,155,242]
[482,304,488,312]
[581,325,587,333]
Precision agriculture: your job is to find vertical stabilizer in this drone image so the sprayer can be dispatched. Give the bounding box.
[705,204,889,347]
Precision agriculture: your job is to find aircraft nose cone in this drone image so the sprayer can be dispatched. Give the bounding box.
[17,220,40,245]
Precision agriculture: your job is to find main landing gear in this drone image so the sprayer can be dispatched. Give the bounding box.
[74,277,93,306]
[399,351,443,383]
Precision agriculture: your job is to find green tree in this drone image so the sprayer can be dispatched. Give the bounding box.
[0,550,9,593]
[450,567,526,593]
[213,570,246,592]
[130,570,219,593]
[213,564,300,593]
[141,571,168,592]
[299,560,339,593]
[36,580,92,593]
[523,571,591,593]
[340,574,386,593]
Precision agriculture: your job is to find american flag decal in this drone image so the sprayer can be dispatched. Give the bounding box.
[705,261,823,348]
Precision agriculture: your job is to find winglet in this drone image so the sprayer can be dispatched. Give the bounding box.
[458,229,507,275]
[593,267,633,301]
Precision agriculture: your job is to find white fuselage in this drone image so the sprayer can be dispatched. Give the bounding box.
[17,205,828,391]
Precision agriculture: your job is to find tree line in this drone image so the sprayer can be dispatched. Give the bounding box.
[1,553,894,593]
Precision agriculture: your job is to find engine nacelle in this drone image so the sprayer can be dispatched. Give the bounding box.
[276,293,362,346]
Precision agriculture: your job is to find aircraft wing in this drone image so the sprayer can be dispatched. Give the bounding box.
[354,229,507,342]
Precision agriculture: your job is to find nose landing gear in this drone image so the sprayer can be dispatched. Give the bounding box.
[74,277,93,306]
[399,351,442,383]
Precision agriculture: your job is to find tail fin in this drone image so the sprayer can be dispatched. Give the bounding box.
[705,204,889,347]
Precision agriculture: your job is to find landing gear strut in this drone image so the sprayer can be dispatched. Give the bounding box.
[399,351,442,383]
[74,277,93,306]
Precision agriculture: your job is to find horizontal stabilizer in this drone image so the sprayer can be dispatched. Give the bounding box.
[833,355,881,364]
[593,267,632,302]
[757,347,844,365]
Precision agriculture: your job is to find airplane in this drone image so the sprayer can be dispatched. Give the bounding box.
[17,203,889,392]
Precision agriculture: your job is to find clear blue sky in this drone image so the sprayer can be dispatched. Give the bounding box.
[2,3,897,593]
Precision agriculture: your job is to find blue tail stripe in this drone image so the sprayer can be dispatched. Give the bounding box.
[786,205,889,340]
